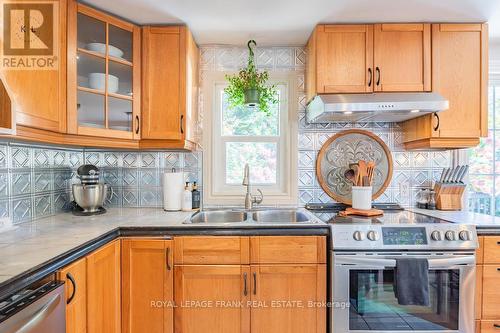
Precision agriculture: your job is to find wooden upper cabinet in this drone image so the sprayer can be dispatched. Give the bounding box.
[2,0,66,133]
[87,240,121,333]
[57,257,87,333]
[122,238,173,333]
[403,23,488,150]
[174,265,250,333]
[307,23,433,101]
[373,24,431,92]
[0,78,14,135]
[67,1,141,140]
[308,24,373,99]
[141,26,199,150]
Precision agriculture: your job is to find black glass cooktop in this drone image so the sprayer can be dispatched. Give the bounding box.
[306,203,449,225]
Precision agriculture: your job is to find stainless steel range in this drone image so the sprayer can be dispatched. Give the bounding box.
[323,210,477,333]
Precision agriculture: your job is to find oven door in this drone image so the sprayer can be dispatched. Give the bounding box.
[332,253,475,333]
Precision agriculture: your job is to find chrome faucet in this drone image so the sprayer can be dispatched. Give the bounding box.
[242,164,263,210]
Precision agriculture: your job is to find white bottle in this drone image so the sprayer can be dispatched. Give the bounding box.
[182,182,193,211]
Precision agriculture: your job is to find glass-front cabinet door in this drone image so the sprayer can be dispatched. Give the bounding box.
[67,1,140,140]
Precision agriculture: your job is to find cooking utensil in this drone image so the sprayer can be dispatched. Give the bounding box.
[344,169,356,185]
[316,129,393,205]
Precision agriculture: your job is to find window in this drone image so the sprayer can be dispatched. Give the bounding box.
[203,72,298,205]
[468,86,500,216]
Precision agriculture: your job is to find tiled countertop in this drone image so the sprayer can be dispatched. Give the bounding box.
[0,208,328,298]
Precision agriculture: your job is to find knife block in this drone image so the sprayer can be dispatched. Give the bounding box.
[434,183,466,210]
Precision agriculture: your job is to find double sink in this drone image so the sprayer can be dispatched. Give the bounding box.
[185,209,315,224]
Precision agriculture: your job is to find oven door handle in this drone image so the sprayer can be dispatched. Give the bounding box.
[336,255,475,269]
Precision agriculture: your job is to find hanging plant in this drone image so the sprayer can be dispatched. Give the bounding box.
[224,40,278,116]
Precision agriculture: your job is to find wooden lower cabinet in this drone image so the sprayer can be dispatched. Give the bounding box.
[480,320,500,332]
[122,238,174,333]
[482,265,500,319]
[58,257,87,333]
[174,265,250,333]
[87,240,121,333]
[58,236,326,333]
[250,264,326,333]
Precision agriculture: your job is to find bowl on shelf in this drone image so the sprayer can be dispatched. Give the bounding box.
[88,73,119,93]
[86,42,124,58]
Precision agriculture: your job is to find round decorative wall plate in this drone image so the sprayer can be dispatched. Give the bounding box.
[316,129,393,205]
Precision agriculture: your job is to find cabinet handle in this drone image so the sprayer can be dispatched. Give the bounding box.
[367,68,372,87]
[66,273,76,305]
[253,272,257,295]
[135,115,140,135]
[243,273,248,296]
[433,113,440,131]
[180,115,184,134]
[494,324,500,329]
[375,67,380,86]
[166,247,171,270]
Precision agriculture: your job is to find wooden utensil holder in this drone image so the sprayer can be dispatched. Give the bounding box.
[434,182,466,210]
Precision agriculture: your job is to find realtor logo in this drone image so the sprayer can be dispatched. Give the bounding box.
[1,1,59,70]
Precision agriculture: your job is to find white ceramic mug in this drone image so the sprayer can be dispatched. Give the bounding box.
[351,186,372,210]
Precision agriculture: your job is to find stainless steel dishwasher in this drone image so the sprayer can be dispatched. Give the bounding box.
[0,280,65,333]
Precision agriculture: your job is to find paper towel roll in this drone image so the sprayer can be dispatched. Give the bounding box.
[163,172,184,211]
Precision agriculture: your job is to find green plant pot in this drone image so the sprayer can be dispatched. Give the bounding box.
[244,89,260,107]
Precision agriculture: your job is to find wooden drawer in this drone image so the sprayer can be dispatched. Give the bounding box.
[250,236,326,264]
[480,320,500,332]
[484,237,500,264]
[482,265,500,319]
[477,236,484,264]
[174,236,249,265]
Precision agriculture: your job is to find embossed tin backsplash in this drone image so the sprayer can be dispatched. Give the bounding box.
[200,45,452,208]
[0,142,201,225]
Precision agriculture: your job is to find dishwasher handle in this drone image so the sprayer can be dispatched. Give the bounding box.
[336,255,475,269]
[13,293,61,333]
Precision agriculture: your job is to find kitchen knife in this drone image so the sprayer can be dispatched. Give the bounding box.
[453,165,465,183]
[442,168,452,183]
[457,165,469,183]
[448,166,460,183]
[439,168,447,183]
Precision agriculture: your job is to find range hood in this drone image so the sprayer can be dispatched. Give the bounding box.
[306,93,449,123]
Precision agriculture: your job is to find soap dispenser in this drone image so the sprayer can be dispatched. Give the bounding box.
[182,182,193,211]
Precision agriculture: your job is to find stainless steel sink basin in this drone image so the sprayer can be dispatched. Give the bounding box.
[252,210,310,223]
[188,210,248,223]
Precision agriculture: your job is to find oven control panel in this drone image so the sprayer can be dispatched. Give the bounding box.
[330,224,477,250]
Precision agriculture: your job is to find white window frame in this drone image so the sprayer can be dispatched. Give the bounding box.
[202,71,298,206]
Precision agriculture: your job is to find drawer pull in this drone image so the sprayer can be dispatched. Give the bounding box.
[494,324,500,329]
[243,273,248,296]
[66,273,76,305]
[253,272,257,295]
[166,247,171,271]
